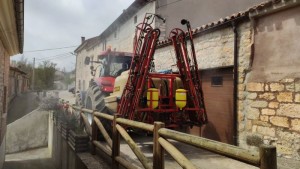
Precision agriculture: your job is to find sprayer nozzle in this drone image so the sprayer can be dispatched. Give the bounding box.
[181,19,188,25]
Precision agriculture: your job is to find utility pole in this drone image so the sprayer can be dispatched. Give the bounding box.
[32,57,35,91]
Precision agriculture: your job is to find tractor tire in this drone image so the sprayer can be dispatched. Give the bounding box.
[84,84,112,136]
[75,91,85,107]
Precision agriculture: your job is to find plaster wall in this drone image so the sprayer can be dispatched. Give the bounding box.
[101,1,156,53]
[75,44,102,92]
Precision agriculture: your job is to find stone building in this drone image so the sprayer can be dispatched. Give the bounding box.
[154,0,300,160]
[0,0,24,168]
[9,66,29,102]
[74,0,300,160]
[75,0,265,92]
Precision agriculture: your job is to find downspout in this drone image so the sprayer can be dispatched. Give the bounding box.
[232,22,238,146]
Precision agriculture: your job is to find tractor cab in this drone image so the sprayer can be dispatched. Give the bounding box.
[85,49,132,93]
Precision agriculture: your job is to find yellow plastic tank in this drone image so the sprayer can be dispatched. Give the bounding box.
[175,89,187,110]
[147,88,159,109]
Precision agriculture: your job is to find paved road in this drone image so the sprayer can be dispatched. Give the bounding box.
[7,92,39,124]
[3,158,56,169]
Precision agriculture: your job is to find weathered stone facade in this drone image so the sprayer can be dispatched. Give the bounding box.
[154,2,300,161]
[238,80,300,159]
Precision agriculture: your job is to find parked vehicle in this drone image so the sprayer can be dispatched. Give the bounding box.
[68,87,75,94]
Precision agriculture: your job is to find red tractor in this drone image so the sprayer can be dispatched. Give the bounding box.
[77,50,132,123]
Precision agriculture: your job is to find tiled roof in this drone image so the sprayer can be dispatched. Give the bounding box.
[74,36,101,53]
[157,0,299,46]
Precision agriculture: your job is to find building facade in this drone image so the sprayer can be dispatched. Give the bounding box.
[154,0,300,160]
[74,0,300,160]
[0,0,24,168]
[9,67,29,102]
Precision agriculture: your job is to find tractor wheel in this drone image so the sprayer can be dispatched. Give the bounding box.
[75,92,84,107]
[84,85,112,136]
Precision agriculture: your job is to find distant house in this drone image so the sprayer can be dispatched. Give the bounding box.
[0,0,24,167]
[9,67,29,102]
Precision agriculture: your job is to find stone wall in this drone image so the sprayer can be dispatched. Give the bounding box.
[154,22,252,71]
[238,79,300,159]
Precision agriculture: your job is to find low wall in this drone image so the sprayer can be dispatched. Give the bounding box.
[5,109,49,154]
[51,113,103,169]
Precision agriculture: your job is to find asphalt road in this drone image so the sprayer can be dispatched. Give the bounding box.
[7,92,39,124]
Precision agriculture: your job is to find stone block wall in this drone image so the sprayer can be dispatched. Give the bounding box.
[238,80,300,159]
[154,22,251,72]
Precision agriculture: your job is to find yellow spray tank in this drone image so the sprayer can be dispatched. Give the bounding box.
[175,89,187,110]
[147,88,159,109]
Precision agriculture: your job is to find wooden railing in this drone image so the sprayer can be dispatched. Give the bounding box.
[63,102,277,169]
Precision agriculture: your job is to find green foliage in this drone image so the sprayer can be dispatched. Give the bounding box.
[35,61,57,90]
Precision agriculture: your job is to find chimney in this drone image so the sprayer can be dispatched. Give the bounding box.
[81,36,85,43]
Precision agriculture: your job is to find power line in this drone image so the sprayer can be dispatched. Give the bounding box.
[37,53,74,62]
[24,45,78,53]
[35,52,72,61]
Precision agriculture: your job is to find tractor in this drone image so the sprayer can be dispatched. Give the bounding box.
[79,13,207,133]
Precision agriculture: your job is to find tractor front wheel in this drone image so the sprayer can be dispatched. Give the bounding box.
[84,84,112,136]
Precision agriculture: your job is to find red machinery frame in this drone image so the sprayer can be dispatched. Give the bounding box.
[117,13,207,127]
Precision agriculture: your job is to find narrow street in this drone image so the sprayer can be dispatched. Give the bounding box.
[4,92,56,169]
[7,92,39,124]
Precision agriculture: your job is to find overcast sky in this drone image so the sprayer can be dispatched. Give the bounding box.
[12,0,135,71]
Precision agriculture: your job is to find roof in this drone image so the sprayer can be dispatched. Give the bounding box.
[74,36,101,53]
[157,0,300,47]
[99,49,133,57]
[10,66,27,75]
[14,0,24,53]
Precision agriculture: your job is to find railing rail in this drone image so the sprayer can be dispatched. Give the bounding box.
[60,101,277,169]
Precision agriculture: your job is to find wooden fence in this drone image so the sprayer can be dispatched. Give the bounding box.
[62,102,276,169]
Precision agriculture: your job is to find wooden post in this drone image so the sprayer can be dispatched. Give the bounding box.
[91,111,97,155]
[259,145,277,169]
[153,122,165,169]
[112,115,120,169]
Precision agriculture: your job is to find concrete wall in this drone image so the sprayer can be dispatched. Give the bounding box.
[5,109,49,154]
[238,6,300,160]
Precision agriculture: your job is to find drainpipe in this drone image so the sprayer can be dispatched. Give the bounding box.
[232,21,238,146]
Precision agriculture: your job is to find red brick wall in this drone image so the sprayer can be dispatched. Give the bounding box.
[0,39,9,142]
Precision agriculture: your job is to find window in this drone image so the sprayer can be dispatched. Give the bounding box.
[114,31,117,38]
[78,80,81,90]
[83,80,86,91]
[211,76,223,86]
[102,39,107,51]
[134,15,137,24]
[90,56,94,65]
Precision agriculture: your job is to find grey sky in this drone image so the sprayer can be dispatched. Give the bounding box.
[12,0,135,71]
